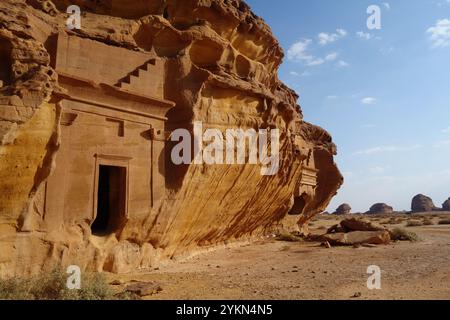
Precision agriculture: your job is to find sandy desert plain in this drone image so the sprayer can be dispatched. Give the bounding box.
[104,212,450,300]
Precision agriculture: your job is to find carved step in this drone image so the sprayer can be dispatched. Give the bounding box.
[115,60,158,96]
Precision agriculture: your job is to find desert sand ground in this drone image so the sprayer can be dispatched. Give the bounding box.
[108,213,450,300]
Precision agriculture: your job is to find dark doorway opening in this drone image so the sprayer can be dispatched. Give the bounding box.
[288,193,307,216]
[92,165,127,235]
[0,38,12,86]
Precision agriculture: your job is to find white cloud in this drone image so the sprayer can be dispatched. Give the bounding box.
[318,29,347,45]
[337,60,349,67]
[356,31,373,40]
[427,19,450,48]
[307,58,325,66]
[287,40,343,67]
[442,126,450,133]
[336,28,347,37]
[290,71,312,77]
[434,139,450,148]
[353,144,422,155]
[437,0,450,7]
[287,40,324,66]
[383,3,391,10]
[361,97,377,105]
[287,39,313,61]
[361,124,376,128]
[327,95,338,100]
[354,146,396,155]
[325,52,339,61]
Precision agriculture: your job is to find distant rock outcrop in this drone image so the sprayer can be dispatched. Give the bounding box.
[411,194,438,212]
[443,198,450,211]
[367,203,394,215]
[334,203,351,215]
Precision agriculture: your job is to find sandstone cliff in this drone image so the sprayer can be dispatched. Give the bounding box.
[0,0,342,277]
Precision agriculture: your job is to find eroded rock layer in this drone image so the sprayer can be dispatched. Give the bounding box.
[0,0,342,277]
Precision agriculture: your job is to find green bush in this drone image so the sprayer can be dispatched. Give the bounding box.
[0,268,116,300]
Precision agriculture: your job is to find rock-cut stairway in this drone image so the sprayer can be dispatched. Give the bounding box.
[115,59,158,96]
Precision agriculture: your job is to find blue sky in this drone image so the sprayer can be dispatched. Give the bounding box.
[245,0,450,212]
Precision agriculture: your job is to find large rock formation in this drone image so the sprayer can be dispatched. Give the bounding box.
[367,203,393,215]
[0,0,342,277]
[442,198,450,211]
[334,203,351,215]
[411,194,438,213]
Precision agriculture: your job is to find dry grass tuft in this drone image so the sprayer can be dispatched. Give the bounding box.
[276,231,303,242]
[406,220,423,227]
[0,268,117,300]
[390,228,420,242]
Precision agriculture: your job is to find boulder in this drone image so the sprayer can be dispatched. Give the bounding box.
[340,218,386,232]
[367,203,394,215]
[411,194,438,212]
[442,198,450,211]
[327,224,346,234]
[125,282,163,297]
[320,231,391,246]
[334,203,351,215]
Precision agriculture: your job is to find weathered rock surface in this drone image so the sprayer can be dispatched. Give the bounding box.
[367,203,394,215]
[321,231,391,246]
[0,0,342,277]
[340,218,386,232]
[124,281,163,297]
[327,217,385,234]
[411,194,438,213]
[334,203,351,215]
[442,198,450,211]
[322,218,391,246]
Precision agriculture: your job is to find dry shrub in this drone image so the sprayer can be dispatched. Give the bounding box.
[438,219,450,225]
[276,231,303,242]
[0,268,115,300]
[406,220,423,227]
[390,228,420,242]
[386,218,400,225]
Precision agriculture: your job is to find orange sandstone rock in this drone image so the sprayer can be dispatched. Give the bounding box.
[0,0,342,277]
